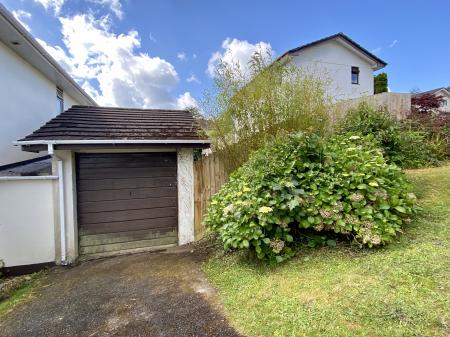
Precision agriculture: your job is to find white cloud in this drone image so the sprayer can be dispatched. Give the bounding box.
[207,38,273,77]
[177,52,187,61]
[389,39,398,48]
[177,92,198,109]
[12,10,32,32]
[149,32,157,43]
[33,0,64,15]
[186,74,200,84]
[192,53,197,59]
[89,0,123,19]
[38,13,193,109]
[371,47,382,54]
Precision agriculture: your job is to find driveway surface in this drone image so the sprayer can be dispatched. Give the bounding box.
[0,249,242,337]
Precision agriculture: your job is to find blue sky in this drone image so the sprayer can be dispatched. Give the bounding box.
[3,0,449,108]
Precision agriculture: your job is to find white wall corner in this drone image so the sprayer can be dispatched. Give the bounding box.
[177,148,195,245]
[54,150,78,264]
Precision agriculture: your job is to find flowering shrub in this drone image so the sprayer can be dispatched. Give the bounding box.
[205,133,417,262]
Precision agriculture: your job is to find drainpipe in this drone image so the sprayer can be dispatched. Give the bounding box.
[48,144,67,265]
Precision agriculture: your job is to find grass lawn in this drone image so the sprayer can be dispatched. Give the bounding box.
[203,165,450,337]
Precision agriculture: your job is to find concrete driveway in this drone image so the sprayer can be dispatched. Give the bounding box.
[0,249,242,337]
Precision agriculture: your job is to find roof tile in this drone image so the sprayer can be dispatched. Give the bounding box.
[20,106,205,141]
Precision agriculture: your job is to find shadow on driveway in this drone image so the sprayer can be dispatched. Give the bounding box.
[0,250,243,337]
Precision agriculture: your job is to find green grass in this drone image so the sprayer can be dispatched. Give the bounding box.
[0,271,45,317]
[203,165,450,337]
[0,283,35,316]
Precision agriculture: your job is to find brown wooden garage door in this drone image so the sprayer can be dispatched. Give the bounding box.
[76,153,178,258]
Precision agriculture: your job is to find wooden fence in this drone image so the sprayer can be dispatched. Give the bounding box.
[194,153,228,239]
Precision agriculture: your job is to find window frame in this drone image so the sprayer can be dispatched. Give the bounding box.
[351,66,360,85]
[56,87,64,114]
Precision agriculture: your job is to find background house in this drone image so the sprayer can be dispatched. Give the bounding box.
[412,87,450,113]
[0,4,96,166]
[280,33,387,101]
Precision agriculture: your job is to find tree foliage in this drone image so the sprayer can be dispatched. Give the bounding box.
[338,102,444,168]
[202,50,331,171]
[374,72,388,94]
[411,93,444,113]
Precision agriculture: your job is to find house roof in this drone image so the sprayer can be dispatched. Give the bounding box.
[17,106,209,146]
[0,155,51,176]
[0,3,96,106]
[412,87,450,97]
[278,32,387,71]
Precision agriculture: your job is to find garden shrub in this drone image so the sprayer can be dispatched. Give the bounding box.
[338,102,442,168]
[205,133,417,263]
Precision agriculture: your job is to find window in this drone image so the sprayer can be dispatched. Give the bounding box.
[442,99,448,107]
[351,66,359,84]
[57,87,64,114]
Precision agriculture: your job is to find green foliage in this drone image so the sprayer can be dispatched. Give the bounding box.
[338,102,442,168]
[205,133,417,262]
[374,72,388,94]
[204,166,450,337]
[203,50,331,172]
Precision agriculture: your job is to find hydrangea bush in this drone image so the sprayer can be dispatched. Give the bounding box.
[205,133,417,262]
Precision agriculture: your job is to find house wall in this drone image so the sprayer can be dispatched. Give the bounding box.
[435,90,450,113]
[0,40,80,166]
[52,150,78,264]
[0,176,57,267]
[290,39,375,101]
[177,148,195,245]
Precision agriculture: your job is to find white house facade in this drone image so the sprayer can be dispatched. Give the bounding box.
[0,4,96,166]
[280,33,387,101]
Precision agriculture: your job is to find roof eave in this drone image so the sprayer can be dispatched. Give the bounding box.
[279,32,387,71]
[14,139,211,146]
[0,3,97,106]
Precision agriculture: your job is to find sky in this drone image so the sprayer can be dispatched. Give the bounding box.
[3,0,450,109]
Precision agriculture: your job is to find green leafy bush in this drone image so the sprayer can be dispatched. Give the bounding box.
[338,103,441,168]
[205,133,417,263]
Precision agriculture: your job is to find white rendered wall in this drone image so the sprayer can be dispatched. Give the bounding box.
[436,90,450,113]
[177,148,195,245]
[0,177,57,267]
[0,40,80,166]
[52,150,78,264]
[290,40,375,101]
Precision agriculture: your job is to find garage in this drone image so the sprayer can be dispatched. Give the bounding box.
[17,105,210,263]
[76,152,178,258]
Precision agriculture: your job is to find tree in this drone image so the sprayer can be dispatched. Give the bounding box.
[202,50,331,171]
[374,73,388,94]
[411,93,443,113]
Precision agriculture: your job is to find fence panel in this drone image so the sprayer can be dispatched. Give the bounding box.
[193,153,228,239]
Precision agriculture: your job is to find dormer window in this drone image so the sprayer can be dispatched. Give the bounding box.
[57,87,64,114]
[351,66,359,84]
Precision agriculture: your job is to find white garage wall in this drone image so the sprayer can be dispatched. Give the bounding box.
[0,40,80,166]
[0,177,57,267]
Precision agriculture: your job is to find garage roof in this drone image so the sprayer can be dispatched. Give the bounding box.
[17,106,210,149]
